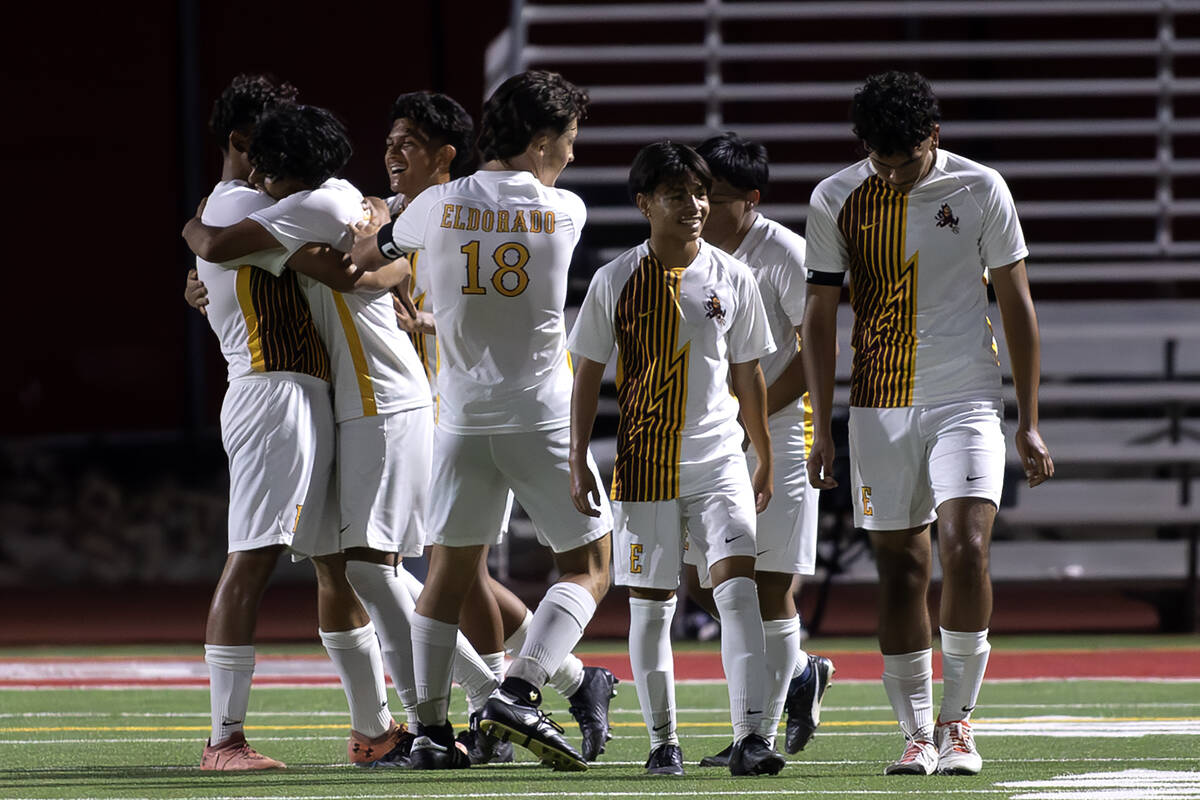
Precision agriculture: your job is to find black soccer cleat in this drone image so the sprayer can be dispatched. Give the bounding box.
[478,688,588,772]
[567,666,619,761]
[407,723,471,770]
[455,711,514,765]
[698,740,734,767]
[645,743,685,776]
[784,654,835,754]
[729,733,785,776]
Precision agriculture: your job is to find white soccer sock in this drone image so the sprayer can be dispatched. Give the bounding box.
[547,652,586,698]
[344,561,418,728]
[629,596,678,748]
[939,628,991,723]
[454,641,499,714]
[760,616,801,743]
[882,648,935,740]
[410,613,459,726]
[507,581,596,689]
[503,609,533,656]
[712,576,768,741]
[320,624,392,738]
[204,644,255,744]
[481,651,506,681]
[792,614,811,678]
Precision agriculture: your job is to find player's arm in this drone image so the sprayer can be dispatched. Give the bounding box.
[184,268,209,317]
[730,359,773,512]
[990,259,1054,487]
[349,196,399,271]
[765,331,807,416]
[285,244,411,294]
[800,281,841,489]
[569,356,606,517]
[182,215,282,263]
[391,277,436,335]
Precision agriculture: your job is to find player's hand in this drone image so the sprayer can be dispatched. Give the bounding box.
[569,459,603,518]
[806,433,838,490]
[350,196,391,239]
[1015,425,1054,488]
[184,268,209,317]
[752,459,773,513]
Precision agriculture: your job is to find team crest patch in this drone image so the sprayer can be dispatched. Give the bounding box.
[704,292,726,323]
[935,203,960,234]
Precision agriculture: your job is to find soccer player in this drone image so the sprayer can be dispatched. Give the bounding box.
[567,141,784,777]
[679,132,835,766]
[351,70,613,772]
[192,73,318,772]
[801,71,1054,776]
[183,102,467,769]
[384,90,618,765]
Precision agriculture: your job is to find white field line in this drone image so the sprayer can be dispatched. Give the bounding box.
[999,769,1200,800]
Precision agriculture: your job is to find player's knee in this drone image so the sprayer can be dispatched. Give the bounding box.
[629,587,675,602]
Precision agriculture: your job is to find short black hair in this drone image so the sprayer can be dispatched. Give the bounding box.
[208,73,298,153]
[249,104,352,188]
[696,132,769,195]
[477,70,589,161]
[389,91,478,179]
[627,141,713,203]
[851,71,941,156]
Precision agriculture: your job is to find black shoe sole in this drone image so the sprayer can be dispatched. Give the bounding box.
[478,719,588,772]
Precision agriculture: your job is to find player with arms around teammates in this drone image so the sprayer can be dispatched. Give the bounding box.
[801,71,1054,777]
[568,141,784,778]
[351,70,613,772]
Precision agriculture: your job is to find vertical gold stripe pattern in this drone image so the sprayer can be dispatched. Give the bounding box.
[237,266,329,380]
[331,292,378,417]
[838,176,918,407]
[611,255,690,502]
[407,252,434,381]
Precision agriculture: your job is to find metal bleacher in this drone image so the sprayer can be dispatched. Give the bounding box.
[485,0,1200,630]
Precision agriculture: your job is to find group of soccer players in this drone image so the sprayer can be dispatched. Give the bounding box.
[181,67,1052,779]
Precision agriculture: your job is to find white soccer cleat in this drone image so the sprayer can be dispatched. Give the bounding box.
[883,734,938,776]
[934,718,982,775]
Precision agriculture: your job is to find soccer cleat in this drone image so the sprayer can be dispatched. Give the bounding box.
[479,688,588,772]
[349,721,414,768]
[698,741,733,767]
[200,731,285,771]
[645,743,685,776]
[884,734,939,775]
[729,733,785,776]
[784,654,835,753]
[456,711,514,765]
[407,723,471,770]
[567,666,619,761]
[935,718,982,775]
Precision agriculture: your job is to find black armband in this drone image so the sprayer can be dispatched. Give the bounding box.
[806,269,845,287]
[377,222,403,261]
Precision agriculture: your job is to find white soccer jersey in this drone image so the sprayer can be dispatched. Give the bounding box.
[196,180,329,383]
[732,213,808,420]
[250,178,431,423]
[806,148,1027,408]
[567,240,775,501]
[390,192,439,399]
[382,170,584,434]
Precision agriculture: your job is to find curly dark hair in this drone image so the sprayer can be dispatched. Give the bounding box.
[627,141,713,203]
[248,104,352,188]
[851,71,941,156]
[696,132,769,196]
[208,73,298,152]
[390,91,478,179]
[477,70,589,161]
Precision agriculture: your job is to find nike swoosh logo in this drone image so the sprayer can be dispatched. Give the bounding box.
[747,709,763,716]
[221,718,243,727]
[652,722,672,732]
[756,550,769,557]
[724,534,745,544]
[965,475,984,482]
[339,523,352,533]
[962,704,975,714]
[860,222,878,231]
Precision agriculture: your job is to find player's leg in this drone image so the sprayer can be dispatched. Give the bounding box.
[927,399,1005,775]
[480,428,614,770]
[850,405,939,775]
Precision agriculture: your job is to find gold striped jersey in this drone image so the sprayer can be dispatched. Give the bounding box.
[247,179,431,423]
[568,241,774,501]
[195,180,329,383]
[805,149,1027,407]
[386,195,437,399]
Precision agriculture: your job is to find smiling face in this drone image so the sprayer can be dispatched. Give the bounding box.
[639,174,710,245]
[866,128,939,193]
[385,117,449,199]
